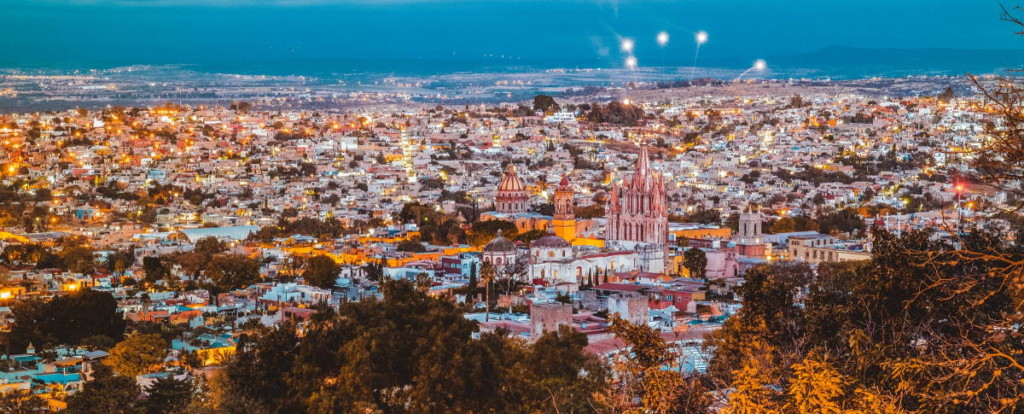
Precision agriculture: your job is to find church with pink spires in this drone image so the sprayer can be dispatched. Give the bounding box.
[605,146,669,273]
[482,147,669,281]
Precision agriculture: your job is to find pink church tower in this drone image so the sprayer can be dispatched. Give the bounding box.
[606,146,669,245]
[605,147,669,272]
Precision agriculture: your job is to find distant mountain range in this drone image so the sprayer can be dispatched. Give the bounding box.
[4,46,1024,80]
[763,46,1024,78]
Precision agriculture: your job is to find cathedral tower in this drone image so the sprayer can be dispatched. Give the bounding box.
[605,147,668,273]
[552,175,576,241]
[735,204,766,257]
[605,147,668,245]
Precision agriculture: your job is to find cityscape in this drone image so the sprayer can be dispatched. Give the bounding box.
[1,0,1023,413]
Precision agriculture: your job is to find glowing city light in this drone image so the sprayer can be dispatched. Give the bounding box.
[693,31,709,71]
[620,38,635,53]
[625,56,638,69]
[656,31,669,47]
[735,59,768,81]
[696,31,708,45]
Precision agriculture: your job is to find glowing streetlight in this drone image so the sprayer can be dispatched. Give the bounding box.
[735,59,768,81]
[656,31,670,47]
[620,38,635,53]
[695,31,708,45]
[693,31,709,72]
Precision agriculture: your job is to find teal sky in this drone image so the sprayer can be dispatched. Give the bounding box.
[2,0,1019,73]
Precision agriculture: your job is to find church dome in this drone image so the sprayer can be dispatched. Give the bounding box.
[497,164,526,192]
[532,233,570,248]
[483,231,517,252]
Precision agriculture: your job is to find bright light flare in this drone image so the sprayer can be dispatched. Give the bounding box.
[656,31,669,47]
[754,59,767,71]
[624,56,638,69]
[695,31,708,45]
[620,38,635,53]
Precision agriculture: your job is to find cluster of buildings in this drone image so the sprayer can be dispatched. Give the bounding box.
[0,84,1008,406]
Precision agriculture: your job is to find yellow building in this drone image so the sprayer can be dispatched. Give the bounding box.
[552,175,576,242]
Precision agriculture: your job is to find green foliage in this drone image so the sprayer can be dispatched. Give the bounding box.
[219,280,608,413]
[514,229,547,244]
[585,101,647,125]
[815,208,866,236]
[0,390,48,414]
[574,204,605,219]
[395,238,427,252]
[65,363,141,414]
[142,256,169,284]
[683,248,708,279]
[302,255,340,290]
[468,220,518,246]
[193,236,227,257]
[709,229,1024,413]
[604,315,712,413]
[107,334,168,377]
[7,289,125,353]
[533,94,560,113]
[205,254,260,291]
[683,208,722,225]
[140,376,194,414]
[60,246,96,274]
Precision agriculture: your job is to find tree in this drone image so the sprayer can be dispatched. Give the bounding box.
[468,220,518,246]
[61,246,96,274]
[937,86,954,103]
[361,258,386,282]
[105,248,135,277]
[787,354,845,414]
[7,289,125,353]
[769,217,796,233]
[302,255,340,290]
[142,256,169,284]
[205,254,260,291]
[193,236,227,257]
[107,334,168,377]
[467,262,478,301]
[395,239,427,252]
[65,363,141,414]
[684,208,722,225]
[216,280,612,413]
[683,248,708,279]
[140,376,194,414]
[602,315,710,413]
[533,94,559,113]
[0,390,47,414]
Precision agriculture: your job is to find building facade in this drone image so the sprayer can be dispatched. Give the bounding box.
[495,164,529,215]
[552,175,577,242]
[605,147,669,272]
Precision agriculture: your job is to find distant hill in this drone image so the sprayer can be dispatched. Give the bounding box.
[765,46,1024,78]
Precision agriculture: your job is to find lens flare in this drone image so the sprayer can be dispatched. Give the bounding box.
[620,38,635,53]
[656,31,669,47]
[625,56,638,69]
[695,31,708,45]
